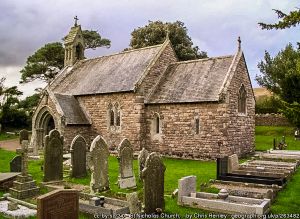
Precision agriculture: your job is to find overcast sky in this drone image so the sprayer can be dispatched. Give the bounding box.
[0,0,298,98]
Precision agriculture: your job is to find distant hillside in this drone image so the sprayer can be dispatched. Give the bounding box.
[253,87,272,101]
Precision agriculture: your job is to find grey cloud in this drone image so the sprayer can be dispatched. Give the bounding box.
[0,0,299,95]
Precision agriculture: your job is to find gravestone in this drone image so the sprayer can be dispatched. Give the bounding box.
[89,135,110,193]
[138,148,149,180]
[9,140,39,199]
[37,189,79,219]
[228,154,239,173]
[70,135,87,178]
[43,129,64,182]
[10,156,22,172]
[126,192,141,213]
[118,139,136,189]
[19,129,29,144]
[141,152,166,214]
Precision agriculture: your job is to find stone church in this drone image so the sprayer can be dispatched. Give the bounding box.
[31,23,255,159]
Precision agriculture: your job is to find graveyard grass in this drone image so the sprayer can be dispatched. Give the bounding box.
[0,132,18,141]
[255,126,299,151]
[1,126,300,217]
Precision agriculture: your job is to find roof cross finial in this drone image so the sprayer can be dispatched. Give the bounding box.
[74,16,79,27]
[238,36,241,51]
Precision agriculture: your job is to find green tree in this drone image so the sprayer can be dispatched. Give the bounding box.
[20,30,111,83]
[0,78,28,129]
[129,20,207,61]
[256,44,300,127]
[258,8,300,128]
[258,9,300,30]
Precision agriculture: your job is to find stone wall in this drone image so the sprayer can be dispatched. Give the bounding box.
[255,114,291,126]
[77,92,144,151]
[145,102,230,159]
[137,41,177,98]
[226,54,255,156]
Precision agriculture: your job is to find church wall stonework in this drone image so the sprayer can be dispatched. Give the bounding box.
[145,102,230,159]
[137,42,177,98]
[226,55,255,156]
[77,93,144,151]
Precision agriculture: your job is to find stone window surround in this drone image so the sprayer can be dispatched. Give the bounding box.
[107,102,122,132]
[151,112,163,142]
[195,117,200,134]
[237,84,247,116]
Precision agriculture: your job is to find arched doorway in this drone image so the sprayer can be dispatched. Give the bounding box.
[35,106,56,149]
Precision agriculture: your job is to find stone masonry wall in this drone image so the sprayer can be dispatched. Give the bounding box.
[144,102,230,159]
[77,92,144,151]
[137,42,177,98]
[255,114,291,126]
[226,54,255,157]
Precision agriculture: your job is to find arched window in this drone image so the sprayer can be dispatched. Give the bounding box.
[110,109,114,126]
[238,84,247,114]
[115,103,121,127]
[156,116,160,134]
[153,113,160,134]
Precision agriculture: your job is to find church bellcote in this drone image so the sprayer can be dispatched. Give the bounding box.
[64,16,85,67]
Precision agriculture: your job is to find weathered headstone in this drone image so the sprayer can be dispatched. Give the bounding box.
[138,148,149,180]
[37,189,79,219]
[126,192,141,213]
[228,154,239,173]
[19,129,29,144]
[70,135,87,178]
[118,139,136,189]
[178,176,196,204]
[89,135,110,193]
[9,140,39,199]
[141,152,166,214]
[10,155,22,172]
[43,129,64,182]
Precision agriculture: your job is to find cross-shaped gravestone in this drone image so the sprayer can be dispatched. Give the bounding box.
[19,129,29,144]
[16,140,32,176]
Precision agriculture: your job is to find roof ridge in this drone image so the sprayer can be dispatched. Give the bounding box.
[173,55,234,65]
[82,44,163,63]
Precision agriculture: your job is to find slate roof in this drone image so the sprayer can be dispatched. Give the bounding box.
[53,44,162,96]
[54,93,90,125]
[147,55,235,103]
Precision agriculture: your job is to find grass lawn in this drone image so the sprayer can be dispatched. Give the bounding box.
[0,132,18,141]
[0,126,300,217]
[255,126,300,151]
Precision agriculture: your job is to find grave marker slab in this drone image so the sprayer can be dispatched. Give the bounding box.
[138,148,148,180]
[43,130,64,182]
[10,156,22,172]
[89,135,110,193]
[19,129,29,144]
[71,135,87,178]
[37,189,79,219]
[118,139,136,189]
[141,152,166,214]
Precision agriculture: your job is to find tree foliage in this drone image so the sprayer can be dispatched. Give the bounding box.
[82,30,111,50]
[259,9,300,30]
[256,44,300,127]
[20,42,64,83]
[0,77,29,129]
[20,30,111,83]
[255,96,282,114]
[129,20,207,61]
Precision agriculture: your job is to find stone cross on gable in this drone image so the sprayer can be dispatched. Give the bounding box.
[16,140,33,176]
[74,16,79,26]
